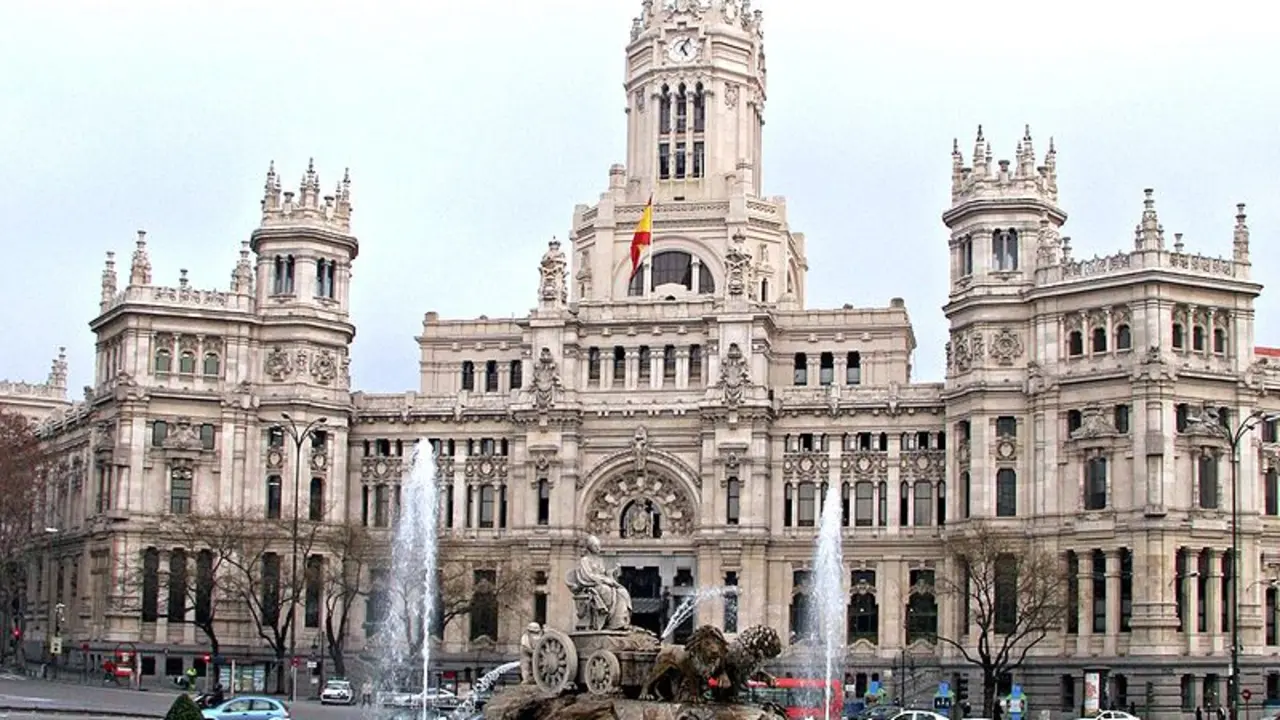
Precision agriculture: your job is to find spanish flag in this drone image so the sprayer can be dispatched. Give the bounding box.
[630,195,654,275]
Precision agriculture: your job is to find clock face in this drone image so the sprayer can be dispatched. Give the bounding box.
[667,36,700,63]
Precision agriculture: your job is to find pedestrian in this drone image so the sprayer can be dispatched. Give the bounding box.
[362,679,374,707]
[185,665,198,691]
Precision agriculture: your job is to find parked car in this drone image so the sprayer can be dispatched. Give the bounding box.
[201,696,290,720]
[320,678,355,705]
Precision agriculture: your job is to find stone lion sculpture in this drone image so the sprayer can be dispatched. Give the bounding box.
[640,624,783,704]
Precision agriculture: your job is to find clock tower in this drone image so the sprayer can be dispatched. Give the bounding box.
[624,0,766,202]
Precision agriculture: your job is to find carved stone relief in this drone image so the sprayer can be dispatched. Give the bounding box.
[310,350,338,385]
[988,328,1024,366]
[538,239,568,304]
[264,347,292,381]
[531,348,561,411]
[716,343,751,407]
[585,470,696,538]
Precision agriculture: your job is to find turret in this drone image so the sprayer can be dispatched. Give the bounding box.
[1133,188,1165,251]
[47,347,68,392]
[230,241,254,294]
[1233,203,1250,263]
[100,251,118,310]
[943,125,1066,297]
[129,230,151,286]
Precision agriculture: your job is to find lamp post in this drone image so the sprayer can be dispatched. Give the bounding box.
[1194,407,1279,720]
[276,413,327,704]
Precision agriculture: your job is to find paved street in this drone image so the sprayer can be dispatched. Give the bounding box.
[0,676,368,719]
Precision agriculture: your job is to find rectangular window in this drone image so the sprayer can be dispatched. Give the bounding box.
[1120,548,1133,632]
[663,345,677,381]
[1084,458,1108,511]
[1066,552,1079,634]
[479,485,495,529]
[536,480,550,526]
[534,592,548,626]
[793,353,808,385]
[170,469,193,515]
[854,482,874,527]
[846,351,861,385]
[689,344,703,383]
[913,481,933,526]
[509,360,523,390]
[200,424,216,450]
[995,416,1017,437]
[1091,550,1107,634]
[1113,404,1130,433]
[266,476,282,520]
[659,143,671,180]
[796,483,816,527]
[675,142,687,179]
[692,141,705,178]
[305,555,323,629]
[587,347,601,383]
[726,477,741,526]
[469,569,498,641]
[996,469,1017,517]
[152,421,168,447]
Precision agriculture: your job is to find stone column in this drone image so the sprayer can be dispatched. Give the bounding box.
[1104,548,1123,655]
[1076,554,1092,654]
[649,351,661,390]
[626,349,639,391]
[675,348,689,390]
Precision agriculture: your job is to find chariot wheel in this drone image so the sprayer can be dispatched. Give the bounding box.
[532,628,579,694]
[583,649,621,696]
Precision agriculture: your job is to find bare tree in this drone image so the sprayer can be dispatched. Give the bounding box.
[0,410,49,663]
[319,521,376,678]
[219,518,324,693]
[435,556,536,639]
[934,521,1069,716]
[118,512,253,657]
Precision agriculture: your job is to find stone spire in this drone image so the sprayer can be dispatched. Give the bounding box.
[100,251,118,308]
[1233,203,1250,263]
[299,158,321,209]
[1134,189,1165,251]
[262,160,282,212]
[231,240,254,294]
[129,230,152,286]
[47,347,68,392]
[971,125,989,178]
[1017,125,1036,178]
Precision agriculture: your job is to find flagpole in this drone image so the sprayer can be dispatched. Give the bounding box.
[644,193,654,298]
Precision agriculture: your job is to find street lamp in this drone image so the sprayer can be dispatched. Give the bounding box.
[1191,407,1280,720]
[276,412,327,704]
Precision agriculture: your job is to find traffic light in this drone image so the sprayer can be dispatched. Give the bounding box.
[956,675,970,705]
[203,653,211,663]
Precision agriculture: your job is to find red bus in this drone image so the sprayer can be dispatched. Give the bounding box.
[724,677,844,719]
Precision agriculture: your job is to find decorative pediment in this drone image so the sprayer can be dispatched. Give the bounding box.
[577,428,701,492]
[1069,405,1119,441]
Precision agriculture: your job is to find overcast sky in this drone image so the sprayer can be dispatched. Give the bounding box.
[2,1,1277,395]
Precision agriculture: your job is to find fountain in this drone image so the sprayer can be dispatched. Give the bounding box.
[483,534,788,720]
[448,661,521,719]
[807,482,846,720]
[661,586,737,641]
[374,443,440,720]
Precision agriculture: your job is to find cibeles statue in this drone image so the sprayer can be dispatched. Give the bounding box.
[518,622,544,684]
[566,534,634,631]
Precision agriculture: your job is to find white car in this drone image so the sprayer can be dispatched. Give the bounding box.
[1076,713,1140,720]
[888,711,949,720]
[319,678,355,705]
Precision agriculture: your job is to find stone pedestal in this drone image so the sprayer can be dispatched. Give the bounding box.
[485,686,785,720]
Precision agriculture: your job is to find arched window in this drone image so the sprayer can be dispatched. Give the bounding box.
[676,83,688,133]
[168,549,187,621]
[1265,468,1278,516]
[178,351,196,374]
[659,85,672,134]
[846,352,862,385]
[155,348,172,373]
[461,361,475,391]
[1192,325,1205,351]
[141,547,160,622]
[1213,327,1228,354]
[202,353,220,377]
[996,468,1017,517]
[273,255,286,295]
[1115,324,1132,350]
[1172,322,1185,349]
[936,481,947,527]
[1067,330,1084,356]
[309,477,324,521]
[266,475,283,519]
[992,229,1019,271]
[898,482,909,527]
[1091,327,1108,353]
[627,250,715,296]
[692,82,706,132]
[877,481,888,526]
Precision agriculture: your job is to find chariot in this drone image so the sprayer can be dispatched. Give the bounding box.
[529,627,662,697]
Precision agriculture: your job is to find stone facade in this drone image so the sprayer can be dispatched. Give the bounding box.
[0,348,70,423]
[18,0,1280,714]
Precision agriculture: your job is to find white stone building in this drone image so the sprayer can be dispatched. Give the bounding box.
[16,0,1280,714]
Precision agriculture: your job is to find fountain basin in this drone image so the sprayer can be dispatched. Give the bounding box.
[484,686,786,720]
